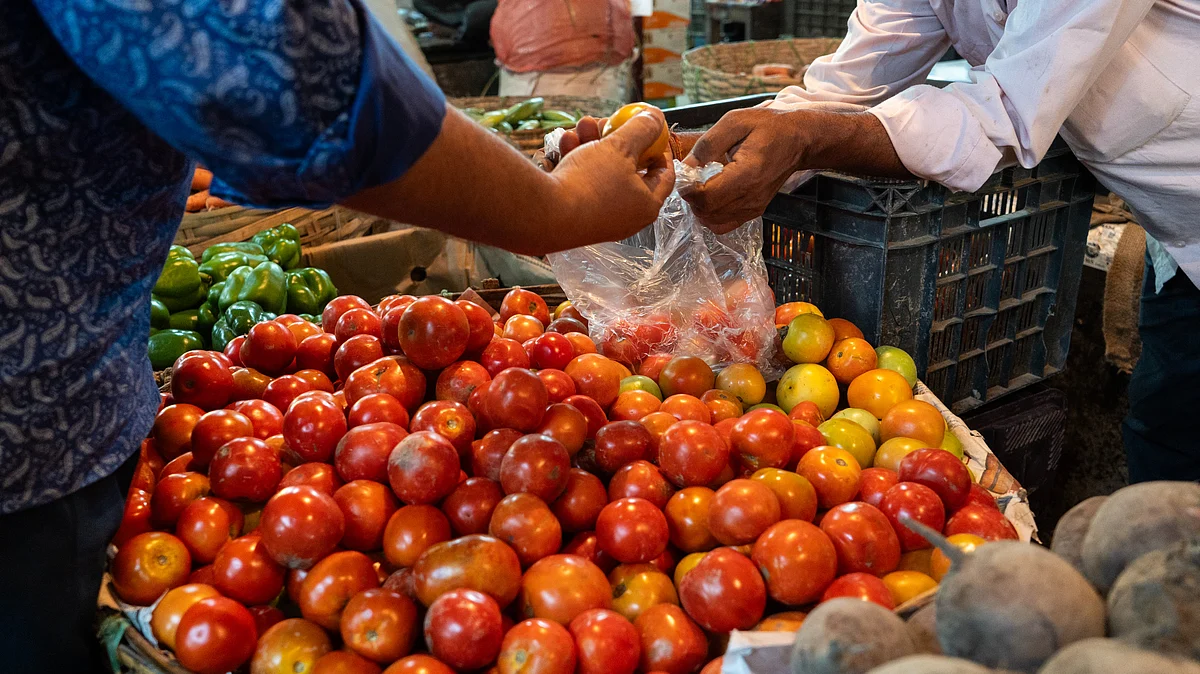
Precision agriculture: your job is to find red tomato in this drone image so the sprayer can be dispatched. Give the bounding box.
[258,485,345,569]
[480,338,531,377]
[563,395,608,440]
[751,520,838,605]
[536,403,589,456]
[527,333,574,370]
[294,368,336,393]
[730,409,794,474]
[158,452,197,478]
[536,369,576,404]
[658,420,730,487]
[500,434,571,502]
[283,395,348,464]
[112,488,153,548]
[151,584,221,650]
[443,477,505,536]
[562,532,618,574]
[470,428,522,481]
[335,308,383,343]
[297,333,339,380]
[678,547,766,632]
[175,497,243,564]
[212,534,286,605]
[709,479,781,546]
[150,471,211,528]
[335,335,386,382]
[171,352,234,411]
[111,532,192,605]
[594,421,653,473]
[175,597,257,674]
[378,295,415,315]
[424,589,504,670]
[550,469,607,532]
[611,390,662,422]
[595,498,668,564]
[657,357,714,399]
[324,296,373,333]
[504,315,544,343]
[260,375,313,415]
[152,404,205,460]
[497,618,576,674]
[500,288,552,325]
[209,437,282,502]
[486,368,549,433]
[241,322,298,376]
[433,362,490,406]
[634,604,707,674]
[608,460,674,510]
[565,354,622,408]
[313,650,384,674]
[944,504,1019,541]
[857,467,900,508]
[382,504,452,568]
[247,605,286,636]
[658,395,709,423]
[411,401,476,459]
[334,480,399,551]
[226,399,283,439]
[898,449,972,511]
[387,431,460,505]
[398,297,470,370]
[279,462,344,497]
[250,617,331,674]
[340,588,419,663]
[229,366,272,402]
[344,356,426,411]
[569,609,640,674]
[455,299,496,355]
[299,551,381,630]
[347,393,410,429]
[519,554,611,625]
[189,409,254,469]
[959,482,1000,512]
[411,534,523,608]
[879,482,946,551]
[819,502,902,576]
[489,493,563,567]
[334,422,408,484]
[224,337,245,367]
[664,487,718,553]
[820,572,895,609]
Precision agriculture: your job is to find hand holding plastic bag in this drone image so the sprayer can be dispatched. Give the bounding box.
[549,161,780,375]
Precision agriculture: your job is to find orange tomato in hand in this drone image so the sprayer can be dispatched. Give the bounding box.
[602,103,669,167]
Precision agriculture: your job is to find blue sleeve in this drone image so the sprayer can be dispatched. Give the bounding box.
[33,0,446,209]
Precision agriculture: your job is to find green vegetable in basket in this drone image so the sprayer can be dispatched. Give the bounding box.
[297,313,321,324]
[150,298,170,330]
[152,254,207,311]
[200,241,265,262]
[167,245,194,261]
[198,251,269,283]
[148,329,205,370]
[209,318,237,352]
[219,261,287,314]
[223,300,268,336]
[541,110,578,124]
[517,119,541,131]
[539,120,577,130]
[207,281,225,312]
[251,223,302,270]
[286,267,339,316]
[167,305,216,339]
[504,97,544,124]
[478,110,508,129]
[496,121,514,134]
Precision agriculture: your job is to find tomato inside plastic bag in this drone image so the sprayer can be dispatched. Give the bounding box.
[548,161,780,376]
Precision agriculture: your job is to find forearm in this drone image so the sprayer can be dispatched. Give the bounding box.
[797,111,911,179]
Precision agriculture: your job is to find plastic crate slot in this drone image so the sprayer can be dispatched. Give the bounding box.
[1012,336,1036,377]
[1000,260,1022,301]
[937,236,965,278]
[1004,219,1026,259]
[924,365,952,402]
[964,272,992,313]
[1023,253,1051,294]
[962,315,989,354]
[988,308,1013,346]
[929,323,961,366]
[987,342,1012,388]
[1026,211,1054,252]
[980,187,1023,218]
[954,356,982,403]
[934,280,962,323]
[967,229,994,268]
[765,222,818,271]
[1015,299,1041,334]
[766,263,819,305]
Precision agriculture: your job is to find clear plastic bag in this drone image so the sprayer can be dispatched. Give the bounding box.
[548,161,781,376]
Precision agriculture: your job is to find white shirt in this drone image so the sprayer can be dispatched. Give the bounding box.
[771,0,1200,285]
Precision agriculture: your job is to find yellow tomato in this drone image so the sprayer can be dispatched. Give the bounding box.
[898,549,935,576]
[602,103,669,166]
[777,363,839,419]
[716,363,767,406]
[832,408,881,444]
[874,437,929,472]
[882,570,939,606]
[931,533,986,581]
[940,430,965,459]
[782,314,836,364]
[673,552,707,589]
[817,418,878,469]
[755,611,807,632]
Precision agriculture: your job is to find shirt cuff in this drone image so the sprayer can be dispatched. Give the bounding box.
[868,85,1002,192]
[213,10,446,209]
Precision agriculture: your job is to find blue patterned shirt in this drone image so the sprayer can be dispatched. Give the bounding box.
[0,0,445,513]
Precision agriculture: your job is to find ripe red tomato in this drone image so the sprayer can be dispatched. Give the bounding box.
[443,477,505,535]
[731,409,794,474]
[250,617,331,674]
[664,487,717,553]
[324,296,373,333]
[348,393,410,429]
[340,588,419,663]
[500,434,571,502]
[297,333,339,380]
[608,460,673,510]
[150,471,211,528]
[489,493,562,567]
[480,338,531,377]
[284,395,348,464]
[175,597,258,674]
[158,452,197,478]
[657,357,714,399]
[898,449,971,511]
[398,297,470,370]
[294,368,336,393]
[380,506,449,570]
[503,314,544,343]
[241,322,298,376]
[113,488,153,548]
[209,437,282,502]
[111,532,192,605]
[595,498,668,564]
[486,368,549,433]
[550,469,607,532]
[820,501,902,576]
[247,605,286,636]
[260,375,314,414]
[334,335,385,383]
[611,390,662,422]
[535,403,588,456]
[857,467,900,508]
[500,288,551,325]
[212,534,286,605]
[537,369,577,403]
[344,356,426,411]
[279,462,344,497]
[387,431,460,505]
[312,650,384,674]
[411,534,523,607]
[820,572,895,609]
[152,403,205,460]
[334,480,399,551]
[519,554,611,624]
[171,352,234,411]
[423,588,503,669]
[470,428,522,481]
[226,399,283,439]
[175,497,243,564]
[258,485,345,568]
[189,409,255,468]
[299,551,381,630]
[633,604,707,674]
[528,333,575,370]
[411,401,476,459]
[434,361,491,405]
[455,299,495,354]
[879,482,946,551]
[959,483,1000,512]
[224,337,245,367]
[944,503,1019,541]
[751,520,838,605]
[658,420,730,487]
[593,421,652,473]
[678,547,766,632]
[563,395,608,440]
[497,618,576,674]
[335,308,383,343]
[709,479,781,546]
[569,608,640,674]
[658,394,709,423]
[562,532,617,574]
[334,422,408,484]
[229,366,272,402]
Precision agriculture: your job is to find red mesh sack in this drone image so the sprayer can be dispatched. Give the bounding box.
[491,0,636,73]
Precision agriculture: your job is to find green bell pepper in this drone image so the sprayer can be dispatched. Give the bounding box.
[201,241,266,262]
[297,313,321,325]
[251,224,302,270]
[219,261,286,314]
[150,298,170,330]
[167,245,194,261]
[154,274,209,313]
[210,318,237,352]
[224,300,267,336]
[153,255,203,300]
[198,251,269,283]
[147,329,204,370]
[504,97,544,125]
[168,304,216,339]
[285,268,338,316]
[207,281,225,313]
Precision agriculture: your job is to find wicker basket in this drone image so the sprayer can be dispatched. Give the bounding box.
[174,205,392,259]
[682,38,844,103]
[450,96,621,157]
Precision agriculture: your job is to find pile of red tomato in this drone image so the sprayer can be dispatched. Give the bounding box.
[111,288,1018,674]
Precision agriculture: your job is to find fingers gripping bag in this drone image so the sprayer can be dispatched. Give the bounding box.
[548,161,781,376]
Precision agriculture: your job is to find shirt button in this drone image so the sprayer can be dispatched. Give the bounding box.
[1172,240,1188,248]
[993,10,1007,23]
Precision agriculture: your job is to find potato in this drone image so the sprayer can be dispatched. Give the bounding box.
[1049,495,1106,573]
[905,603,940,655]
[1036,638,1200,674]
[791,598,916,674]
[864,655,990,674]
[1107,540,1200,660]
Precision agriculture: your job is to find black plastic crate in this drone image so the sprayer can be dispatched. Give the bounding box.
[963,387,1067,498]
[793,0,858,37]
[761,141,1093,411]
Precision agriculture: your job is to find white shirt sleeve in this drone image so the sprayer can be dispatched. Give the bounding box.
[867,0,1158,190]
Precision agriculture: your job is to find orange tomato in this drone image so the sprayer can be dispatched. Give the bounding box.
[610,390,661,421]
[151,584,220,650]
[565,354,622,408]
[673,552,706,589]
[659,394,710,422]
[608,564,679,622]
[602,103,669,166]
[754,611,807,632]
[881,570,938,606]
[873,437,929,473]
[774,302,824,327]
[565,333,596,355]
[796,446,862,509]
[828,318,864,342]
[897,549,935,576]
[880,400,945,446]
[825,338,878,385]
[846,369,915,419]
[749,468,818,522]
[931,533,985,581]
